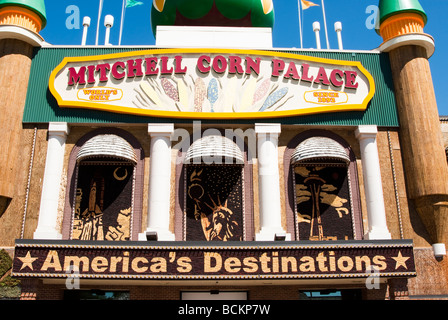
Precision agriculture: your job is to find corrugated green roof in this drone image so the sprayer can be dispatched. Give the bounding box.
[23,47,398,127]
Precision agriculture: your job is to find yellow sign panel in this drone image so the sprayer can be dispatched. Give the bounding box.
[49,49,375,119]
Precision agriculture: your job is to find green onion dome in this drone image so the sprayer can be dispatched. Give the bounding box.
[378,0,427,25]
[151,0,274,37]
[0,0,47,28]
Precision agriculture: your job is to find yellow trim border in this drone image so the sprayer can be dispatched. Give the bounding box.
[49,48,376,120]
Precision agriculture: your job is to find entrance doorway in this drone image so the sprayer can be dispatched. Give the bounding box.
[181,291,248,300]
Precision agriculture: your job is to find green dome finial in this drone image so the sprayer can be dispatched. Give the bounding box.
[0,0,47,29]
[378,0,427,25]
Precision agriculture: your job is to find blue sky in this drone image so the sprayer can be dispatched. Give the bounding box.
[40,0,448,115]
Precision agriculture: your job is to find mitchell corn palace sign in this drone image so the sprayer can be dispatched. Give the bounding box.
[49,49,375,120]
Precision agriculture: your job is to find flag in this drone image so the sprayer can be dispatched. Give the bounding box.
[301,0,319,10]
[119,0,144,45]
[126,0,143,8]
[298,0,319,48]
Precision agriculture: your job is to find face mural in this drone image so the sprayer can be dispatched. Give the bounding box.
[72,163,134,241]
[186,165,244,241]
[294,164,354,241]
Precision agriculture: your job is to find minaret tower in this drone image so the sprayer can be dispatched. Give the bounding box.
[0,0,46,216]
[378,0,448,251]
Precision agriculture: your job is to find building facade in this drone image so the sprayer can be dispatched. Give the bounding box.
[1,0,448,300]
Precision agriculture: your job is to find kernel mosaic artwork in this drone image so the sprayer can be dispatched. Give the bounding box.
[72,163,134,241]
[185,165,244,241]
[294,164,354,241]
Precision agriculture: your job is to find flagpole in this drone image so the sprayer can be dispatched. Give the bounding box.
[321,0,330,49]
[95,0,104,46]
[298,0,303,49]
[119,0,126,45]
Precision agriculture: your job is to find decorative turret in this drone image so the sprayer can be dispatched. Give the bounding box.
[378,0,426,42]
[379,0,426,23]
[378,0,448,253]
[0,0,46,220]
[0,0,46,33]
[150,0,274,37]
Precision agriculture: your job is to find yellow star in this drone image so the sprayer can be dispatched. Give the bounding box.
[18,251,38,271]
[392,251,410,270]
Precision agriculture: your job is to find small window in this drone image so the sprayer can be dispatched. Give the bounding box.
[64,290,130,300]
[299,290,362,300]
[181,291,248,300]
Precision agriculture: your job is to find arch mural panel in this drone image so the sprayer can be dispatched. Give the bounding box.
[185,164,244,241]
[72,162,134,241]
[293,163,354,241]
[284,130,363,241]
[61,128,145,241]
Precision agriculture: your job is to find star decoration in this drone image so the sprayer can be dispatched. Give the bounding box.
[392,251,410,270]
[18,251,38,271]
